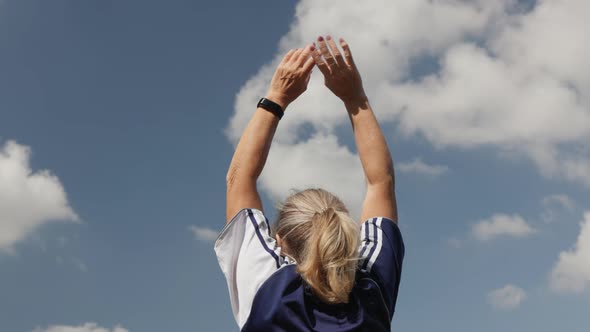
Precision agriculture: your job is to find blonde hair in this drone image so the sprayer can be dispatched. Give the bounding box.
[274,188,360,304]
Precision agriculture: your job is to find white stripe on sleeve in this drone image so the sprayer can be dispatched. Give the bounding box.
[366,217,383,272]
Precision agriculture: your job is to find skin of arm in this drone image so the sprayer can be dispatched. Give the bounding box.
[225,108,279,222]
[345,97,398,223]
[226,46,315,222]
[311,35,398,223]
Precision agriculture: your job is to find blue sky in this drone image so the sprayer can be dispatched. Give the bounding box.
[1,1,589,331]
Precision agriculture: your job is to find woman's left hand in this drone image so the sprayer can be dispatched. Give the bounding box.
[265,44,316,110]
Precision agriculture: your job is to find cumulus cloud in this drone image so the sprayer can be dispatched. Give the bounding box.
[260,134,364,218]
[188,225,219,242]
[388,0,590,185]
[488,284,526,310]
[228,0,515,144]
[550,212,590,293]
[0,140,78,253]
[226,0,590,209]
[32,323,128,332]
[397,158,449,176]
[472,213,536,241]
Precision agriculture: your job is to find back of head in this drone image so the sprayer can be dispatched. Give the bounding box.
[275,188,360,304]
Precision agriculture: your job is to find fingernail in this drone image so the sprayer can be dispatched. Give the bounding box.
[326,35,332,40]
[310,45,315,51]
[318,36,323,41]
[339,37,344,43]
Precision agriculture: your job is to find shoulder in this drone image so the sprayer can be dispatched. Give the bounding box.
[358,216,405,319]
[217,208,270,240]
[214,208,292,328]
[215,208,274,258]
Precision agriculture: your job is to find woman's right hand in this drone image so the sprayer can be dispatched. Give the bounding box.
[311,35,366,104]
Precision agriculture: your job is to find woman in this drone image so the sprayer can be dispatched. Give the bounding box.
[215,35,404,331]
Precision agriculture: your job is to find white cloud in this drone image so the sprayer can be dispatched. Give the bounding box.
[543,194,575,211]
[189,225,219,242]
[226,0,590,209]
[228,0,516,144]
[32,323,128,332]
[488,284,526,310]
[472,214,536,241]
[388,0,590,185]
[398,158,449,176]
[550,212,590,293]
[0,140,78,253]
[541,194,575,223]
[260,134,364,219]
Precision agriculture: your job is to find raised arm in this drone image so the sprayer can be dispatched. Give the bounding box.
[345,96,397,222]
[311,35,397,222]
[226,46,315,222]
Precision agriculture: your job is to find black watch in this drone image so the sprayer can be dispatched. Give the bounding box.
[257,98,284,120]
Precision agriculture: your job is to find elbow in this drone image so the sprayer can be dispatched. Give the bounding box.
[226,164,240,189]
[226,163,256,189]
[367,163,395,187]
[226,172,234,188]
[367,174,395,190]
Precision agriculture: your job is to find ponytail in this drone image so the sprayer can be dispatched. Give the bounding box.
[275,189,360,304]
[298,207,359,303]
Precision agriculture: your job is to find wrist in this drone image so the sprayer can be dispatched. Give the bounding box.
[343,94,369,109]
[264,92,289,111]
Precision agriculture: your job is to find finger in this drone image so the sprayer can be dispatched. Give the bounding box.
[339,38,356,67]
[317,35,336,69]
[326,35,346,67]
[290,48,304,64]
[302,52,315,74]
[310,48,330,76]
[296,44,314,67]
[282,49,297,63]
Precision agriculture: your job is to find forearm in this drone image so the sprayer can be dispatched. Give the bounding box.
[226,107,280,186]
[225,105,280,220]
[345,97,395,187]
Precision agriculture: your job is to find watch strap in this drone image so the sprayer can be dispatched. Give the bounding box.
[257,98,284,120]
